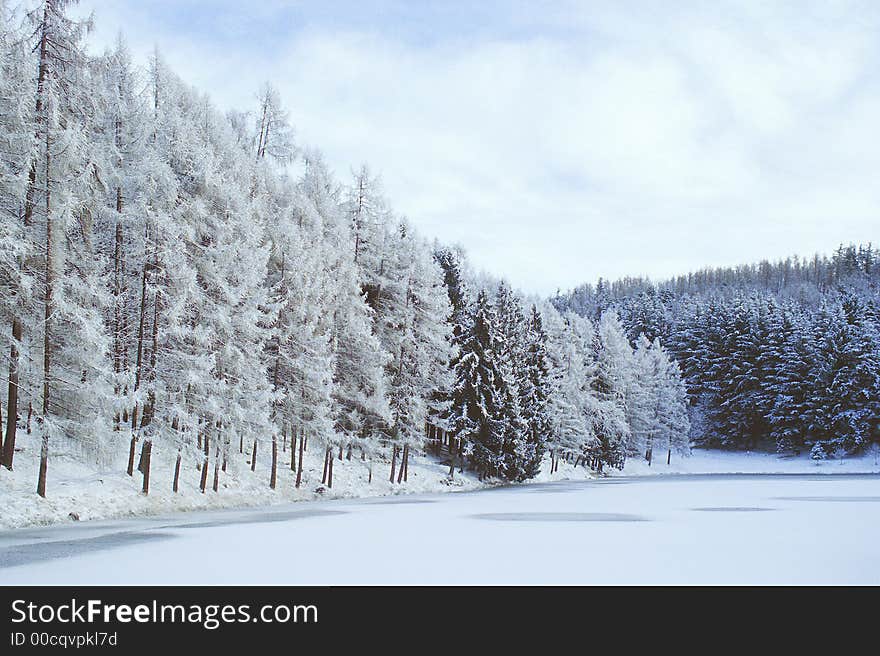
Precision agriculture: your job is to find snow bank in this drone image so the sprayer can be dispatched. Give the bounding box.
[0,425,596,530]
[620,447,880,476]
[0,430,483,530]
[2,427,877,531]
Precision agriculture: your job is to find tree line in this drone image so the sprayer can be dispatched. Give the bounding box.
[554,244,880,457]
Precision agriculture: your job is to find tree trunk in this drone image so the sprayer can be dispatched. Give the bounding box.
[389,446,397,483]
[295,436,304,489]
[339,444,343,460]
[270,435,278,490]
[141,257,161,429]
[5,7,46,472]
[39,128,52,498]
[403,445,409,482]
[667,448,672,466]
[327,451,334,488]
[397,445,408,484]
[141,441,152,495]
[136,440,147,474]
[212,446,220,492]
[251,439,257,471]
[199,451,209,493]
[321,446,330,484]
[2,317,21,470]
[36,430,48,498]
[130,245,149,436]
[290,433,297,472]
[126,435,138,477]
[112,182,125,433]
[239,434,243,454]
[172,451,181,493]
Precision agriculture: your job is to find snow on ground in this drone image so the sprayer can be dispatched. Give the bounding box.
[0,431,475,530]
[0,429,596,530]
[2,472,879,584]
[620,446,880,476]
[1,426,878,531]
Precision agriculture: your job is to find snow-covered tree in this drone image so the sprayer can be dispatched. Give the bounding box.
[0,0,38,471]
[590,310,631,471]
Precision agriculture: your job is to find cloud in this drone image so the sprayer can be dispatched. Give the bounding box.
[74,0,880,294]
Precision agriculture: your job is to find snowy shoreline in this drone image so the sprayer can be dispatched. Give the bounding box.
[619,448,880,477]
[2,437,878,531]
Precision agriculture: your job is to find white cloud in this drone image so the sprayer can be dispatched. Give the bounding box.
[74,0,880,294]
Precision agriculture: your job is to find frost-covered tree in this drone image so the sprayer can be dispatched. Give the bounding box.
[631,334,690,464]
[254,82,295,164]
[346,164,387,289]
[376,220,452,482]
[654,340,690,464]
[0,0,38,471]
[18,0,118,497]
[299,152,389,487]
[544,308,597,471]
[555,243,880,458]
[591,311,631,471]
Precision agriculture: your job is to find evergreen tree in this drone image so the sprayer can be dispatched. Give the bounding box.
[520,305,551,478]
[450,290,506,479]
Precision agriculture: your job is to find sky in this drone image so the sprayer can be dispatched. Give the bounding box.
[70,0,880,295]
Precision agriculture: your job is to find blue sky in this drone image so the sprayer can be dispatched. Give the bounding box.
[73,0,880,295]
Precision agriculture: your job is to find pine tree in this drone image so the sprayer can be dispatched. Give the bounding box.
[816,293,880,454]
[520,305,552,478]
[492,282,529,481]
[450,290,506,479]
[431,245,470,473]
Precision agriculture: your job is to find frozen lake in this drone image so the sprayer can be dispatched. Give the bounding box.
[2,473,878,584]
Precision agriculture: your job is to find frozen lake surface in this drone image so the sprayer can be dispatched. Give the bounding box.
[2,473,878,584]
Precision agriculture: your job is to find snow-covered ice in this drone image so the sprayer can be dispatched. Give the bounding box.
[2,471,878,585]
